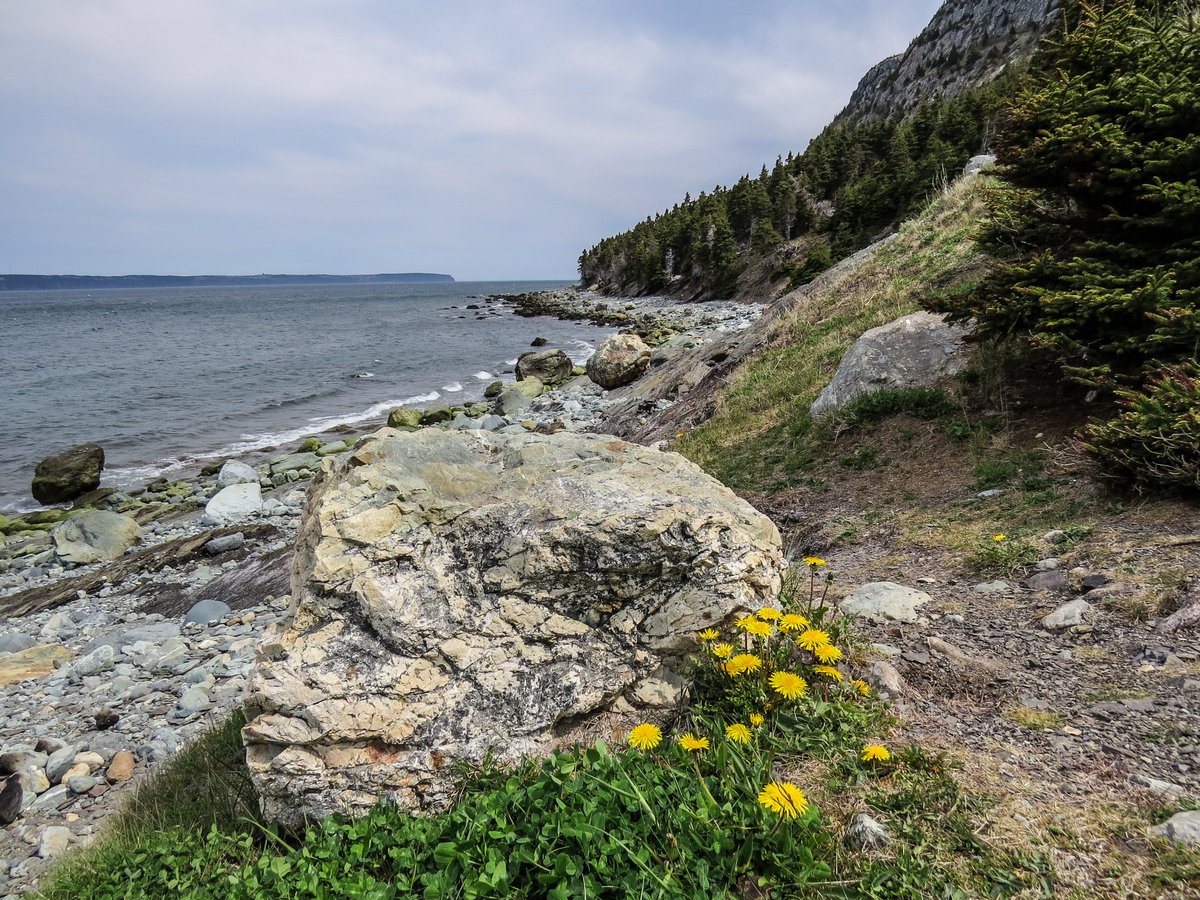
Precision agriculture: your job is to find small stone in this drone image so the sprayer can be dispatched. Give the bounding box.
[72,644,117,676]
[1035,558,1061,571]
[94,707,120,730]
[204,532,245,555]
[1152,811,1200,848]
[1043,529,1067,544]
[66,774,99,793]
[106,751,135,783]
[1027,570,1070,593]
[0,775,22,825]
[1042,599,1093,631]
[34,737,65,755]
[19,768,50,795]
[0,750,48,776]
[37,825,72,858]
[844,812,892,851]
[973,580,1011,594]
[45,746,77,784]
[1081,574,1111,590]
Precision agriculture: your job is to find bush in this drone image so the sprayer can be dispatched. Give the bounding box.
[1083,362,1200,492]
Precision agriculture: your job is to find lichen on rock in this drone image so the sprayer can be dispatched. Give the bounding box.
[243,428,783,825]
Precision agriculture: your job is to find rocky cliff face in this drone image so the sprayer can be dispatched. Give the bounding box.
[838,0,1062,122]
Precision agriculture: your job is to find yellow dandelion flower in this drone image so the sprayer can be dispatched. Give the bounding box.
[749,713,765,727]
[735,614,758,630]
[756,607,782,621]
[712,642,734,659]
[741,618,773,638]
[769,671,808,700]
[678,733,709,752]
[796,629,831,651]
[675,432,686,438]
[803,556,828,567]
[992,533,1007,542]
[779,613,809,633]
[628,723,662,751]
[851,679,871,697]
[698,628,719,641]
[725,723,752,744]
[757,781,809,819]
[861,744,891,763]
[813,644,843,664]
[813,665,844,683]
[725,653,762,676]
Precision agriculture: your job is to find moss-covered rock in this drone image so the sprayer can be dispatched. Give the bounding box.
[387,407,422,429]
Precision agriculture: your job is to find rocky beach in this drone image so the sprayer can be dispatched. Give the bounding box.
[0,288,763,896]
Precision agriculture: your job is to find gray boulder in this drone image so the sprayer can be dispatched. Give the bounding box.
[52,510,140,564]
[183,599,231,626]
[1152,811,1200,848]
[810,311,970,417]
[515,350,572,384]
[0,633,37,655]
[586,334,652,390]
[387,407,422,430]
[840,582,932,624]
[31,443,104,505]
[203,483,263,525]
[244,428,784,825]
[217,460,259,488]
[964,154,997,176]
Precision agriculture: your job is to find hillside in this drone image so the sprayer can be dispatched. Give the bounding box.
[577,0,1062,302]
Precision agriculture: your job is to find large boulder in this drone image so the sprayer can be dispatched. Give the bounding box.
[31,443,105,505]
[217,460,259,488]
[52,510,140,565]
[243,428,783,825]
[810,311,970,417]
[586,334,652,390]
[203,483,263,525]
[515,349,572,384]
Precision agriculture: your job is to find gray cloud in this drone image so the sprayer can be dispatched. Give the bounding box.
[0,0,943,279]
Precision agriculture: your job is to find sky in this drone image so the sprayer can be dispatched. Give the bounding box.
[0,1,943,281]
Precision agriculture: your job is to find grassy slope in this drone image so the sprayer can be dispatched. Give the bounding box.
[677,174,991,494]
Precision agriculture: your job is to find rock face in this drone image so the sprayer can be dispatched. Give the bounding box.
[243,428,783,825]
[586,333,652,390]
[810,311,970,417]
[838,0,1062,123]
[51,511,140,565]
[515,349,572,384]
[31,443,105,505]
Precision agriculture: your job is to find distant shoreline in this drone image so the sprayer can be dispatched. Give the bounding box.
[0,272,455,291]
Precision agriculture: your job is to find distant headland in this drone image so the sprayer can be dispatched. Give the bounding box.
[0,272,455,291]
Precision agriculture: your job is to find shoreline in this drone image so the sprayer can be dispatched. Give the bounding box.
[0,287,764,893]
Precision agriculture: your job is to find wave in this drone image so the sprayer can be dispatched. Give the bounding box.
[442,382,463,393]
[474,371,492,381]
[100,390,444,491]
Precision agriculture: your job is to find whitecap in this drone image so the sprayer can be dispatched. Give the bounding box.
[505,358,518,366]
[351,371,375,379]
[442,382,463,393]
[474,371,492,381]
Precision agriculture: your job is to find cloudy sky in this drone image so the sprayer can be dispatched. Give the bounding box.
[1,1,942,280]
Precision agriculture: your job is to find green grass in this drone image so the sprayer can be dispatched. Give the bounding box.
[36,600,1054,899]
[676,176,993,492]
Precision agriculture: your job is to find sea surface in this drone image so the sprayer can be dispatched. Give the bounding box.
[0,280,612,513]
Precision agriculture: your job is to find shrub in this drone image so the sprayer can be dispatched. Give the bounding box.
[1082,362,1200,492]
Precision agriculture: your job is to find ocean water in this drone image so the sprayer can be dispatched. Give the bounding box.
[0,280,611,513]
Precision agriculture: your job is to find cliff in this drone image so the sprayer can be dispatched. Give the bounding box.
[837,0,1062,122]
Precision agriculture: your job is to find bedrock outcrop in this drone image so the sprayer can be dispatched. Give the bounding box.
[243,428,783,825]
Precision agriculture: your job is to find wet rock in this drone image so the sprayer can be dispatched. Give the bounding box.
[31,443,104,505]
[515,349,572,384]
